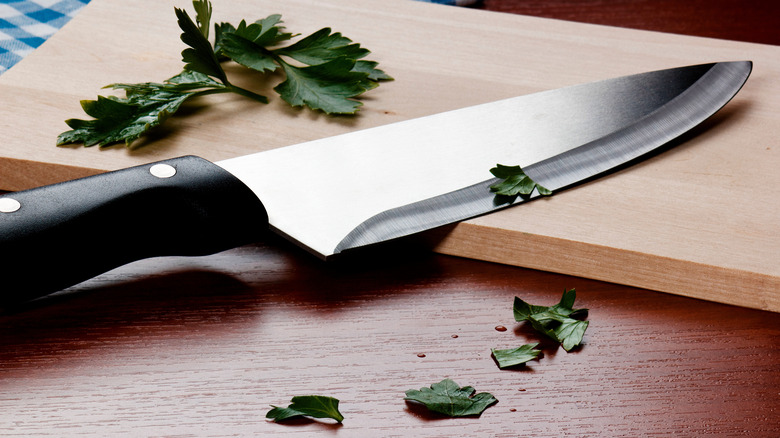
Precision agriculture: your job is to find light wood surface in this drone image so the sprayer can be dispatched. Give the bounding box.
[1,1,779,436]
[0,0,778,311]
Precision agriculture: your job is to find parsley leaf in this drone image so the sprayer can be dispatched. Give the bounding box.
[353,60,393,81]
[175,4,269,103]
[491,343,542,368]
[213,21,236,58]
[219,31,279,73]
[57,72,229,147]
[192,0,211,39]
[513,289,589,351]
[219,23,384,114]
[251,14,296,46]
[404,379,498,417]
[266,395,344,423]
[275,57,375,114]
[59,0,390,147]
[490,164,552,197]
[214,15,294,60]
[275,28,370,66]
[176,5,227,84]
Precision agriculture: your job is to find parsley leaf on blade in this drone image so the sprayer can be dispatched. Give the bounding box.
[404,379,498,417]
[490,164,552,197]
[266,395,344,423]
[513,289,589,352]
[492,343,541,369]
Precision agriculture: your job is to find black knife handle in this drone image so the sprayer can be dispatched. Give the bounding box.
[0,155,268,305]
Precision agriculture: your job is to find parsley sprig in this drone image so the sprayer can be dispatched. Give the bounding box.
[513,288,589,351]
[58,0,391,148]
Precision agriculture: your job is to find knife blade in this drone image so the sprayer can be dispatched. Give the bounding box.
[0,61,751,305]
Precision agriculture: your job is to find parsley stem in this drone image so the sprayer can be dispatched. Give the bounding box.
[227,84,269,104]
[193,85,269,104]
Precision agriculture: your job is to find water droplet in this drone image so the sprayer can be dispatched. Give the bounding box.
[417,353,426,358]
[495,325,507,332]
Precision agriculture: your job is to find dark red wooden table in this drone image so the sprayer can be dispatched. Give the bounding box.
[476,0,780,45]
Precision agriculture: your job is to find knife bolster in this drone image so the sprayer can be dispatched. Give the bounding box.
[0,155,268,305]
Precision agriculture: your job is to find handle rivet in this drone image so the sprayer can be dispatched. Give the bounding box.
[150,163,177,178]
[0,198,21,213]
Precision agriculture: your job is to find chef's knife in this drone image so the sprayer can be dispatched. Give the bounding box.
[0,61,751,305]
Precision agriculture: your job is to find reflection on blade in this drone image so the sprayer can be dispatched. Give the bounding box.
[335,61,752,254]
[525,62,752,191]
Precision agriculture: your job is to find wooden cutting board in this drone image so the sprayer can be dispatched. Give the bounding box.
[0,0,778,311]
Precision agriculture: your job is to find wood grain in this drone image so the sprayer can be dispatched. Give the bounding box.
[0,1,778,436]
[1,238,778,436]
[475,0,780,46]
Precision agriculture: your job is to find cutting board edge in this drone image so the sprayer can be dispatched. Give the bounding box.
[429,222,780,313]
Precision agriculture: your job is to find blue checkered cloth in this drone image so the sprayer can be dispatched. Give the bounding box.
[0,0,90,74]
[0,0,476,75]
